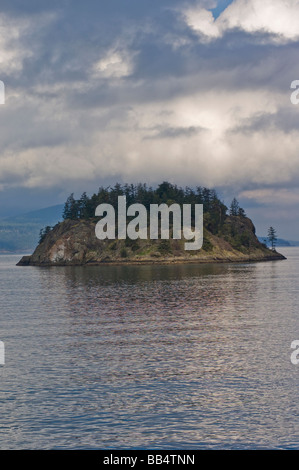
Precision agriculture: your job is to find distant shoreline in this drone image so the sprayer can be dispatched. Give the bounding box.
[0,251,32,254]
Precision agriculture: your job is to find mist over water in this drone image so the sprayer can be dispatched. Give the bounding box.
[0,249,298,449]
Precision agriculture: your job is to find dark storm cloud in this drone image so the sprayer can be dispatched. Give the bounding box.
[3,1,295,103]
[1,0,299,239]
[232,107,299,135]
[143,125,204,140]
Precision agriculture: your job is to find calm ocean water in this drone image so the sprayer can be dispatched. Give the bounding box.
[0,248,298,449]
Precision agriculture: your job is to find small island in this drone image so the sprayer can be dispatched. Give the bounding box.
[17,182,286,266]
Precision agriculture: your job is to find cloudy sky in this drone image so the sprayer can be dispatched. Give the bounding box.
[1,0,299,238]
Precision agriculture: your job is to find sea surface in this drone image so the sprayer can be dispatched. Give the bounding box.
[0,248,298,449]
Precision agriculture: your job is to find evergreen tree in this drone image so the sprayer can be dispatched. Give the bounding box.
[60,182,231,236]
[230,198,240,216]
[62,193,79,220]
[267,226,277,251]
[238,207,246,217]
[39,226,53,244]
[78,192,91,219]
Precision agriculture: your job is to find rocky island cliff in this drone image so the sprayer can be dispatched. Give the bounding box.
[17,215,285,266]
[17,183,286,266]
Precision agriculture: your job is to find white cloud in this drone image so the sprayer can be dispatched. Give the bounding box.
[0,0,299,202]
[184,8,220,40]
[92,48,137,78]
[240,188,299,206]
[0,14,32,73]
[184,0,299,42]
[0,12,58,75]
[1,83,297,191]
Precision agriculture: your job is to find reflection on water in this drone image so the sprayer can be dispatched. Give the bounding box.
[0,249,298,449]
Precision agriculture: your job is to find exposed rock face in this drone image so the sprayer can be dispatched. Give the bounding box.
[17,217,286,266]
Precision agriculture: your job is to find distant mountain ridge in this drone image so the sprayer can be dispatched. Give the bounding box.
[0,204,63,252]
[258,237,299,247]
[3,205,64,224]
